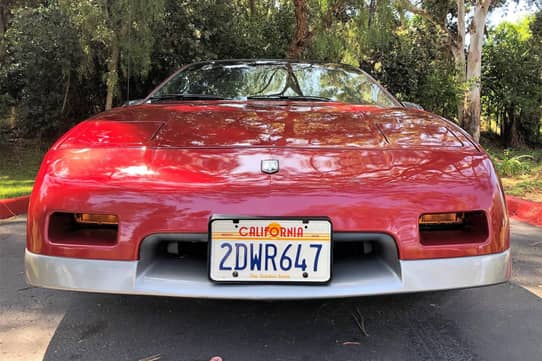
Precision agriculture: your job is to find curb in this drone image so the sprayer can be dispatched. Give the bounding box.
[506,196,542,227]
[1,195,541,227]
[0,195,30,220]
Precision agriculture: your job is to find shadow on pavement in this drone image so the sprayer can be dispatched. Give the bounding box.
[42,284,542,361]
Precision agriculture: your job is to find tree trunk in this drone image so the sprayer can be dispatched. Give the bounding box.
[9,106,16,128]
[368,0,377,28]
[61,71,71,115]
[508,107,522,147]
[249,0,256,17]
[537,116,541,144]
[451,44,465,124]
[288,0,310,59]
[462,0,491,142]
[105,36,120,110]
[0,1,9,41]
[0,8,5,40]
[453,0,466,125]
[463,85,482,141]
[500,110,508,146]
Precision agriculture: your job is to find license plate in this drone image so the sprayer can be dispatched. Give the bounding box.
[209,217,332,283]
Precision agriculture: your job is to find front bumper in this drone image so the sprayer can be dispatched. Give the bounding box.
[25,248,511,299]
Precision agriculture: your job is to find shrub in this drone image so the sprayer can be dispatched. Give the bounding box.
[494,149,534,177]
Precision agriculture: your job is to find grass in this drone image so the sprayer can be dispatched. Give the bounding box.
[501,178,542,202]
[0,143,46,199]
[482,136,542,203]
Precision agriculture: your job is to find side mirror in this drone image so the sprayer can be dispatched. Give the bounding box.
[402,101,424,110]
[122,99,145,107]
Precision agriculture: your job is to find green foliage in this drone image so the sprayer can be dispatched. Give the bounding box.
[0,0,296,137]
[147,0,292,89]
[483,16,542,146]
[60,0,166,109]
[0,0,539,146]
[307,0,398,65]
[0,5,83,138]
[494,149,534,177]
[360,14,458,119]
[306,1,458,119]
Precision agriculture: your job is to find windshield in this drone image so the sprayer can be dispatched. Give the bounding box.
[151,61,400,107]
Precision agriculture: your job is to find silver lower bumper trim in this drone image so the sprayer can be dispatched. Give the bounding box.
[25,249,511,299]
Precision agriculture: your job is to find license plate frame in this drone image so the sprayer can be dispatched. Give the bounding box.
[208,215,333,284]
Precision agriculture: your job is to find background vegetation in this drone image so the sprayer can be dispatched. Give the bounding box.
[0,0,541,199]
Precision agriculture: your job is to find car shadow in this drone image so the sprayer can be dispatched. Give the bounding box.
[41,289,487,361]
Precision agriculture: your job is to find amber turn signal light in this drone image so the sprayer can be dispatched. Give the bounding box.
[74,213,118,225]
[419,212,464,225]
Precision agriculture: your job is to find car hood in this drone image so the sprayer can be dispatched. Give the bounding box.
[59,101,476,150]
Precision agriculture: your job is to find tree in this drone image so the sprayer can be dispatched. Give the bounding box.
[307,0,398,64]
[0,0,34,39]
[61,0,165,110]
[300,0,457,118]
[1,0,540,146]
[0,1,38,58]
[288,0,310,58]
[0,1,11,39]
[147,0,292,89]
[1,0,295,139]
[362,15,458,119]
[394,0,503,141]
[483,16,542,146]
[288,0,358,59]
[1,5,83,137]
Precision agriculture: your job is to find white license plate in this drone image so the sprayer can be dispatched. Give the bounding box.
[209,218,332,283]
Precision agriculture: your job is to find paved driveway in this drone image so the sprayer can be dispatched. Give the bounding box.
[1,218,541,361]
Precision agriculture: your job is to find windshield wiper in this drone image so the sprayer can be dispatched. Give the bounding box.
[149,93,231,102]
[247,95,334,102]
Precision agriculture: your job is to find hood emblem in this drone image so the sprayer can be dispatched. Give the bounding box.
[261,159,279,174]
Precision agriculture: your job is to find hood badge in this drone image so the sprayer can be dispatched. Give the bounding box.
[261,159,279,174]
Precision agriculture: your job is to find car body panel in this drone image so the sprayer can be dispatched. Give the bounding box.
[28,102,508,262]
[26,61,510,299]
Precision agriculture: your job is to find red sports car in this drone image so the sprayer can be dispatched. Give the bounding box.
[25,60,510,299]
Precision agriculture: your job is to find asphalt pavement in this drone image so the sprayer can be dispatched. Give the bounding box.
[1,217,541,361]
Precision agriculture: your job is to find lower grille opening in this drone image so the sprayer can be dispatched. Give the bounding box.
[332,233,401,278]
[161,241,207,259]
[333,241,374,260]
[137,235,208,280]
[137,233,401,285]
